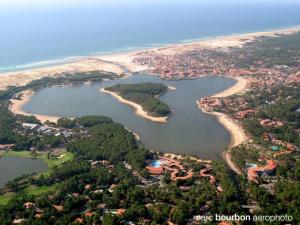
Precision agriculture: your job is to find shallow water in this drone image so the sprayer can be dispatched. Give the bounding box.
[24,74,236,159]
[0,157,48,187]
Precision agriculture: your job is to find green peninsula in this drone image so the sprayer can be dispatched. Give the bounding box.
[105,82,171,117]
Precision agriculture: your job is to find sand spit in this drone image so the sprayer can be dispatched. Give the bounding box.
[100,88,168,123]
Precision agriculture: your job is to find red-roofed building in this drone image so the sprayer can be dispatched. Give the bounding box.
[75,218,84,223]
[85,212,94,217]
[235,109,257,119]
[247,160,277,183]
[146,166,163,175]
[24,202,35,209]
[116,208,126,216]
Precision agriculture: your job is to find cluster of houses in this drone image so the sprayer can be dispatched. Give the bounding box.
[133,48,238,80]
[0,144,15,151]
[132,44,300,97]
[15,198,127,224]
[196,97,223,112]
[21,122,73,138]
[259,119,285,128]
[234,109,257,119]
[13,159,129,224]
[197,98,258,120]
[133,45,299,90]
[262,133,299,155]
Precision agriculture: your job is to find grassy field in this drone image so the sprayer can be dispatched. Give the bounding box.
[24,184,59,196]
[2,150,74,169]
[0,193,14,205]
[0,184,59,205]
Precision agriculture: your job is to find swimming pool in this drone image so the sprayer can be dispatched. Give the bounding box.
[151,160,161,168]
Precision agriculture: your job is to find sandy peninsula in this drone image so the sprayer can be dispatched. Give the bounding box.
[100,88,168,123]
[9,90,60,123]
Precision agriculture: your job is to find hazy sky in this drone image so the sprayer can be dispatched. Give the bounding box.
[1,0,300,12]
[1,0,300,8]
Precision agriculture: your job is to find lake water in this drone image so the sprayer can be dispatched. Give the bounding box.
[0,157,48,188]
[23,74,236,159]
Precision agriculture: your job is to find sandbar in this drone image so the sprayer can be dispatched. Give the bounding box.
[100,88,168,123]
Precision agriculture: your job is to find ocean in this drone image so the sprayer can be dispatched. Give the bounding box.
[1,0,300,72]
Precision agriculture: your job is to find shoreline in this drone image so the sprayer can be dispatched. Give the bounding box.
[1,26,300,90]
[1,25,300,75]
[212,76,248,98]
[9,90,60,123]
[196,76,249,174]
[100,88,168,123]
[197,76,249,147]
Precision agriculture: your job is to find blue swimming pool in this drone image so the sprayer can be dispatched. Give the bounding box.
[151,160,161,168]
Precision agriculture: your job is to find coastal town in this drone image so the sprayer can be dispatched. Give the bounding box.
[132,29,300,185]
[0,27,299,224]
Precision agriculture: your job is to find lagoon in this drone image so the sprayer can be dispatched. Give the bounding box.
[23,74,235,159]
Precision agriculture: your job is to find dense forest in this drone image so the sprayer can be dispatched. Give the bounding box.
[0,112,245,224]
[233,31,300,68]
[105,82,171,117]
[242,86,300,146]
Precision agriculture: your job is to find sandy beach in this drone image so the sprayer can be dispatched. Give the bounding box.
[195,75,250,174]
[1,26,300,91]
[196,75,249,147]
[133,26,300,58]
[164,153,212,164]
[212,76,248,98]
[100,88,168,123]
[167,85,177,90]
[196,86,247,174]
[0,56,136,91]
[9,90,60,123]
